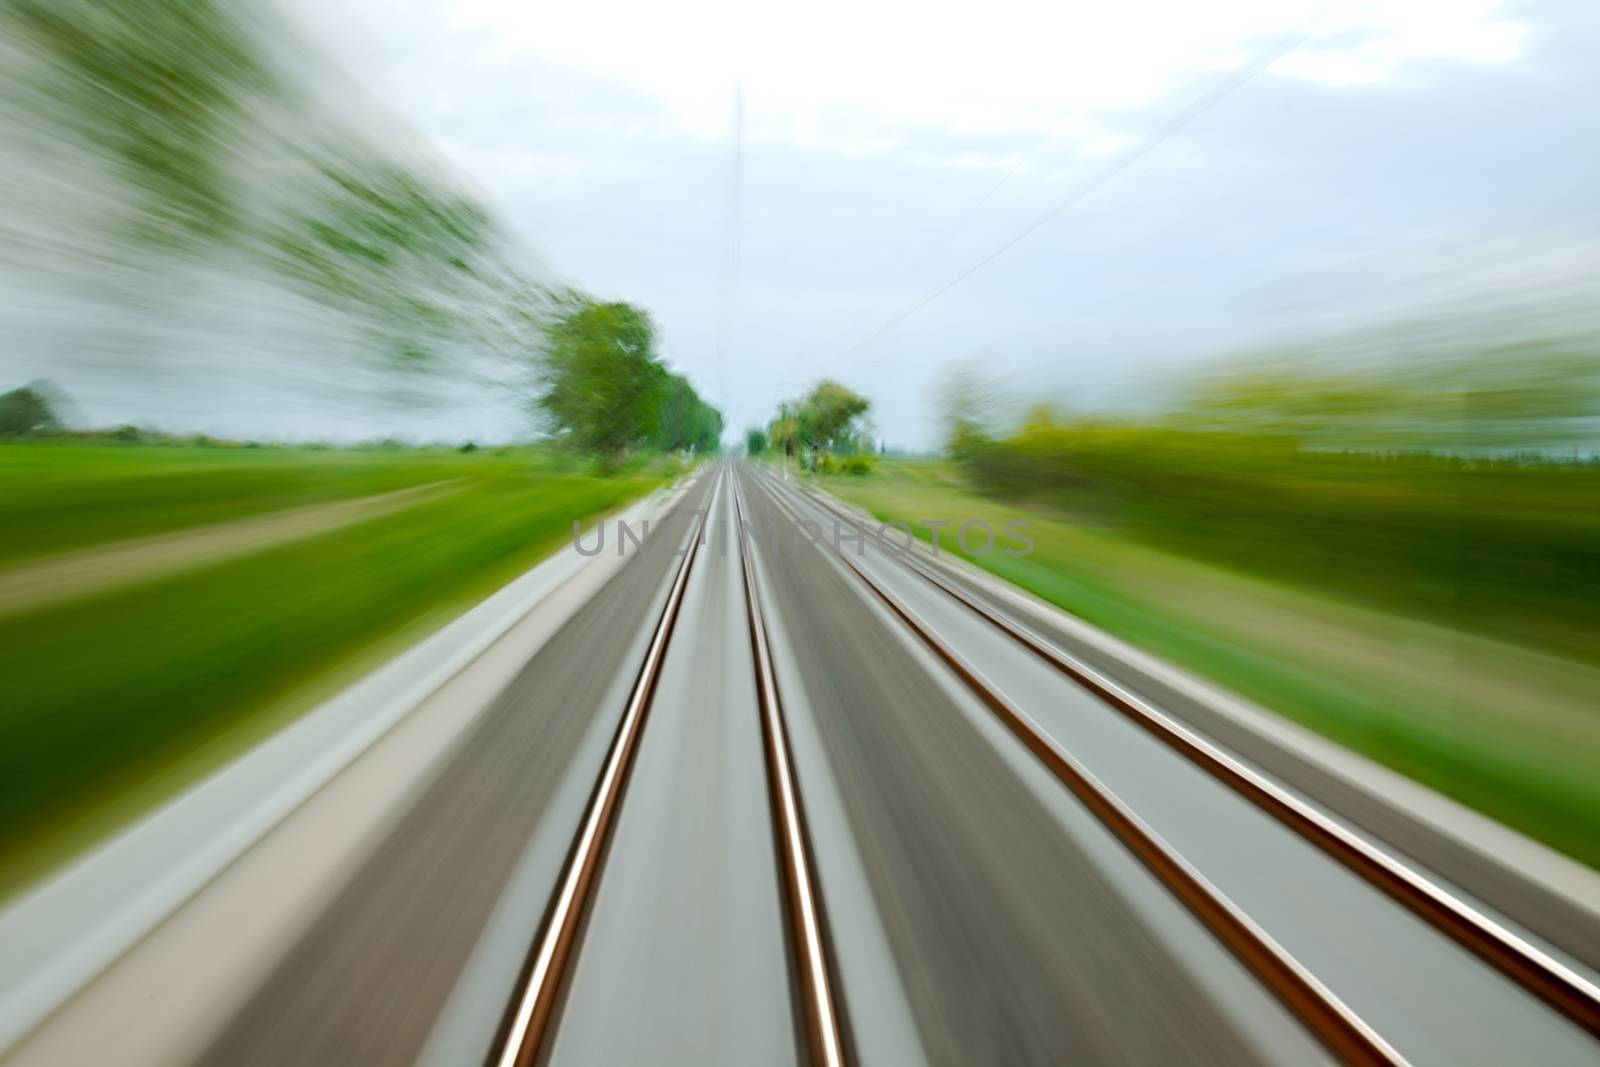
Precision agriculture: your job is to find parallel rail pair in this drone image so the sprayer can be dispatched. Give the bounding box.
[755,465,1600,1066]
[490,463,847,1067]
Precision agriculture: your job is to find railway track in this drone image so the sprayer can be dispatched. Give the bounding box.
[27,457,1595,1067]
[491,462,848,1067]
[778,472,1600,1042]
[745,462,1600,1064]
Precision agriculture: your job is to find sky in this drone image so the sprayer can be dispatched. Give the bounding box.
[286,0,1600,449]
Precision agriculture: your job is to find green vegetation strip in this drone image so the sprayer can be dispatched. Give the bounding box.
[0,444,670,891]
[0,443,506,566]
[827,461,1600,869]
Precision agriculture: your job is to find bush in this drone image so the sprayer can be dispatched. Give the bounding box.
[840,454,874,475]
[811,452,874,475]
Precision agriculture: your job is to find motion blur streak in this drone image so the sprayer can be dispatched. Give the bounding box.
[3,1,1600,1067]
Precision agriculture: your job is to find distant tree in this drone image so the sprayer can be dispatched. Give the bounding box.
[799,380,870,453]
[764,381,871,469]
[0,386,62,435]
[649,372,722,452]
[768,402,800,461]
[935,362,1015,465]
[745,427,766,456]
[935,362,1007,452]
[695,404,725,453]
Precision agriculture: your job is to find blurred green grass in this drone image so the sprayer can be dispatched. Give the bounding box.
[0,442,673,891]
[953,423,1600,663]
[830,458,1600,869]
[0,442,592,565]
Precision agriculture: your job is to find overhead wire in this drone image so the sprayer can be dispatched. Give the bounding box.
[803,12,1332,381]
[714,84,745,414]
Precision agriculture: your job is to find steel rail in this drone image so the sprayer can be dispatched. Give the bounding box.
[730,466,851,1067]
[490,469,717,1067]
[783,473,1600,1041]
[751,467,1406,1066]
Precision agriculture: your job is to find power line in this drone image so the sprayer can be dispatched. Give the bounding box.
[714,83,744,412]
[811,16,1328,378]
[778,162,1024,379]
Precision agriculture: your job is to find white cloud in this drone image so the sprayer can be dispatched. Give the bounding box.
[1278,1,1526,87]
[441,0,1526,161]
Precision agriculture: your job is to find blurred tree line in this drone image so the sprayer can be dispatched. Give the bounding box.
[5,0,271,251]
[2,0,513,370]
[0,0,720,455]
[937,345,1600,662]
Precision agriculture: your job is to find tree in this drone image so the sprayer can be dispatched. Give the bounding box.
[768,402,800,461]
[648,372,722,452]
[0,385,62,435]
[536,296,721,458]
[536,300,661,454]
[765,381,871,468]
[934,361,1017,466]
[804,381,869,448]
[745,427,766,456]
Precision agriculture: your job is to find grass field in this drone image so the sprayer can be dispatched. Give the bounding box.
[0,442,675,892]
[0,444,495,565]
[825,459,1600,869]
